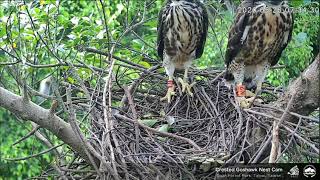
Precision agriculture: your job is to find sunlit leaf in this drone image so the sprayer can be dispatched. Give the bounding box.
[158,124,169,133]
[139,119,158,127]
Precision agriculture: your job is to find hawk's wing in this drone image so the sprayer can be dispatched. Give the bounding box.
[195,3,209,59]
[225,0,254,66]
[270,14,294,66]
[157,7,165,60]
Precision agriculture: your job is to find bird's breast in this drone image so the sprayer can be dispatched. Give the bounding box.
[162,1,203,58]
[240,2,293,65]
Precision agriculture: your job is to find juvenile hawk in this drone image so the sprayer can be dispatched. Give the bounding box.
[157,0,208,103]
[225,0,294,107]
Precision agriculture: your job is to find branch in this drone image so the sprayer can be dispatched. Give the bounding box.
[269,95,295,163]
[0,87,91,163]
[12,124,40,146]
[114,113,201,150]
[5,143,64,161]
[274,53,319,122]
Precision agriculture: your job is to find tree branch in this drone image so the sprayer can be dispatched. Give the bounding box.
[0,87,91,163]
[274,53,319,122]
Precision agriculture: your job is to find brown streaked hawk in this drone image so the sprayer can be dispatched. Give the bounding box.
[224,0,294,108]
[157,0,208,103]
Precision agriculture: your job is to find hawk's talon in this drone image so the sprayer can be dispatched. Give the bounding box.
[160,86,176,103]
[236,96,255,108]
[178,77,195,97]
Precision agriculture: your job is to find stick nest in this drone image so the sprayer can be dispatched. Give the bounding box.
[63,69,319,179]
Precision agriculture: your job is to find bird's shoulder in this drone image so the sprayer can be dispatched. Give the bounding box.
[226,1,294,66]
[225,1,253,66]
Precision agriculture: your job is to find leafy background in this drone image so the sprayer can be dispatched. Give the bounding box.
[0,0,319,178]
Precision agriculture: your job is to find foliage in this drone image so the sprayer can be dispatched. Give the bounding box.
[0,111,52,179]
[268,1,319,86]
[0,0,318,178]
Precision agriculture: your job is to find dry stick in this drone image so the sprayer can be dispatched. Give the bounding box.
[101,3,149,178]
[66,86,104,178]
[103,92,131,179]
[102,72,118,178]
[67,66,106,144]
[25,62,106,72]
[27,85,55,100]
[246,109,319,154]
[60,168,96,173]
[269,95,295,163]
[251,134,272,163]
[269,121,279,163]
[201,87,227,151]
[120,64,161,106]
[29,122,67,180]
[84,47,136,68]
[0,60,20,65]
[110,130,130,180]
[114,114,201,150]
[256,104,319,123]
[275,117,302,162]
[123,86,140,151]
[67,66,119,177]
[5,143,64,161]
[211,70,225,83]
[83,47,165,80]
[226,144,253,163]
[237,113,251,163]
[228,89,244,149]
[12,125,40,146]
[282,125,319,154]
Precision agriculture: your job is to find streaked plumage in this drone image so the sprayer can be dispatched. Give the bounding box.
[224,0,294,107]
[157,0,208,102]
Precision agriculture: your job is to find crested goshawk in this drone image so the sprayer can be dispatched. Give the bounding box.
[225,0,294,107]
[157,0,208,102]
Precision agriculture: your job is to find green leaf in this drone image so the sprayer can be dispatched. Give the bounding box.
[67,77,75,84]
[139,61,151,68]
[158,124,169,133]
[139,119,158,127]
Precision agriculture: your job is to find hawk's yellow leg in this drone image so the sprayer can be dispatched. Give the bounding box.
[160,77,176,103]
[178,68,196,97]
[241,65,269,107]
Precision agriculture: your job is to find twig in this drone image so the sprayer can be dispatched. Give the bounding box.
[5,143,64,161]
[66,85,104,178]
[114,113,201,150]
[12,125,40,146]
[123,86,140,151]
[269,94,295,163]
[283,125,319,154]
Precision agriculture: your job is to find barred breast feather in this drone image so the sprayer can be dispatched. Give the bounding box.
[157,0,208,69]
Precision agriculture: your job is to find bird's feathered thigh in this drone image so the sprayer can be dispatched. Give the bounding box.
[225,1,293,80]
[157,0,208,70]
